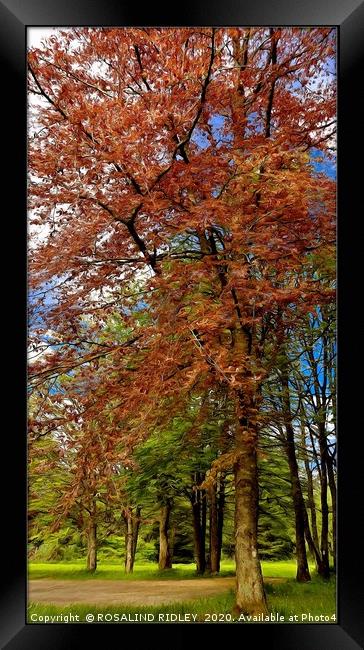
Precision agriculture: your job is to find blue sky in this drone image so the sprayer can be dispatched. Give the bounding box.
[311,148,336,179]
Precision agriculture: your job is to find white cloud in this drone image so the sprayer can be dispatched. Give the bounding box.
[27,27,59,49]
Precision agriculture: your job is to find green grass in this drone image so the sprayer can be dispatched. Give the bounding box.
[28,577,336,624]
[263,560,316,579]
[28,559,313,581]
[28,560,234,580]
[265,577,336,622]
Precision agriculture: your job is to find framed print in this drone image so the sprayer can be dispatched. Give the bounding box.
[1,0,362,648]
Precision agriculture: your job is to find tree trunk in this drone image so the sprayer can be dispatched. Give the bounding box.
[169,524,176,561]
[124,506,140,574]
[302,507,330,578]
[86,521,97,572]
[234,419,268,614]
[217,473,225,571]
[301,421,320,552]
[318,427,331,579]
[284,434,311,582]
[303,428,329,575]
[201,481,207,568]
[306,466,320,552]
[132,505,141,560]
[207,472,225,574]
[319,485,330,579]
[159,500,172,570]
[307,338,331,580]
[209,484,219,574]
[192,497,203,574]
[281,373,311,582]
[327,456,336,571]
[124,509,134,573]
[191,473,206,575]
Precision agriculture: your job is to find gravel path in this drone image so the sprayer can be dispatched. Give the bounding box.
[29,577,283,606]
[29,577,235,606]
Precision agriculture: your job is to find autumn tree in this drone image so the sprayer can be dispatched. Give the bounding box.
[28,27,336,614]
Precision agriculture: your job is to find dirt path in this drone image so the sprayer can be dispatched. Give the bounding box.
[29,577,283,606]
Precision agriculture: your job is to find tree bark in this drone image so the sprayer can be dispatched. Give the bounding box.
[209,483,219,574]
[201,484,207,570]
[284,434,311,582]
[228,319,267,613]
[208,472,225,575]
[302,427,329,575]
[301,421,320,552]
[132,505,141,560]
[302,507,329,578]
[217,472,225,571]
[124,508,134,573]
[327,455,336,571]
[169,524,176,561]
[159,500,172,570]
[281,371,311,582]
[191,473,206,574]
[234,416,268,614]
[192,497,203,574]
[86,521,97,572]
[123,506,140,574]
[317,425,330,579]
[307,338,331,580]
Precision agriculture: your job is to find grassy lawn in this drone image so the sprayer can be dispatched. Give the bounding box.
[29,560,232,580]
[28,577,336,623]
[28,559,315,581]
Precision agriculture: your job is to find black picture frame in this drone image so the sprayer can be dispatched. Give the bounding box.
[1,0,362,647]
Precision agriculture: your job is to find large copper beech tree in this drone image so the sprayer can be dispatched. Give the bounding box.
[28,27,336,614]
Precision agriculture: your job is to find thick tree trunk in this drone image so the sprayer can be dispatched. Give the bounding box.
[159,500,172,570]
[209,484,219,574]
[169,524,176,561]
[86,521,97,572]
[234,420,267,615]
